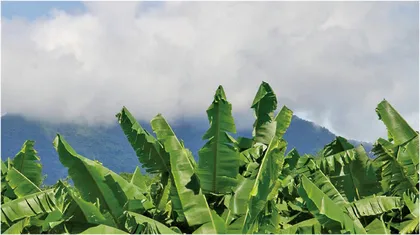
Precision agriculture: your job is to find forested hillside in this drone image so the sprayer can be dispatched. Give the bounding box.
[1,114,372,184]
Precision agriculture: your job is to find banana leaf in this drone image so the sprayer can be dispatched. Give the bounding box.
[317,145,382,202]
[80,224,128,234]
[125,211,179,234]
[344,196,402,219]
[376,100,417,145]
[151,114,226,232]
[279,218,322,234]
[11,140,43,187]
[54,181,113,226]
[242,138,287,233]
[365,217,390,234]
[130,166,148,193]
[54,134,152,228]
[197,85,240,194]
[299,175,366,234]
[373,138,418,196]
[251,82,277,145]
[229,175,255,215]
[116,107,171,174]
[3,217,30,234]
[1,189,56,223]
[6,167,41,198]
[399,192,419,234]
[274,105,293,139]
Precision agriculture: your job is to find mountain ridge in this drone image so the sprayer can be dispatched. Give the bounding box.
[0,114,373,185]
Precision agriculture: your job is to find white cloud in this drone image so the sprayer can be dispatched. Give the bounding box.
[1,1,418,142]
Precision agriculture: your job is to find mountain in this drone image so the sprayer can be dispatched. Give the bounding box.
[0,114,373,185]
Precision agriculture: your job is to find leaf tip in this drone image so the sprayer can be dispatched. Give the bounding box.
[214,85,227,101]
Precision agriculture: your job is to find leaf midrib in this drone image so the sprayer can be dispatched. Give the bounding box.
[212,102,221,193]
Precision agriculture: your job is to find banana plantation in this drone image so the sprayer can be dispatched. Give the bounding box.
[1,82,418,234]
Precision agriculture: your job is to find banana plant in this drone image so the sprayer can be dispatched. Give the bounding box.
[1,82,418,234]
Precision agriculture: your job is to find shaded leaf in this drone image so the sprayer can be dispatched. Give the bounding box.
[3,217,30,234]
[279,218,322,234]
[299,175,366,234]
[126,211,178,234]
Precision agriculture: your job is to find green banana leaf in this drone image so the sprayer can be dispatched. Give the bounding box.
[226,216,245,234]
[365,217,390,234]
[11,140,43,187]
[1,160,8,176]
[274,105,293,139]
[376,100,417,145]
[40,210,64,232]
[3,217,30,234]
[251,82,277,145]
[317,145,382,202]
[322,136,354,157]
[303,167,348,207]
[53,134,152,228]
[6,167,41,197]
[242,138,287,233]
[397,135,419,185]
[255,201,282,233]
[168,180,186,223]
[151,114,226,232]
[1,189,56,223]
[344,196,402,219]
[147,171,170,212]
[374,100,419,194]
[279,218,322,234]
[105,173,154,213]
[2,160,17,202]
[229,175,255,215]
[283,148,300,174]
[399,192,419,234]
[240,145,265,165]
[236,137,254,151]
[125,211,179,234]
[116,107,171,174]
[130,166,148,193]
[54,181,113,226]
[197,85,240,194]
[373,138,418,196]
[192,210,227,234]
[299,175,367,234]
[80,224,128,234]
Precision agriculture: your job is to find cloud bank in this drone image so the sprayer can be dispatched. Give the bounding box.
[2,1,419,142]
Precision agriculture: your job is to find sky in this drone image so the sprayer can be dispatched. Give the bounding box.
[1,1,419,143]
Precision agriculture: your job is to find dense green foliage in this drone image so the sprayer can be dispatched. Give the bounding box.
[1,82,418,234]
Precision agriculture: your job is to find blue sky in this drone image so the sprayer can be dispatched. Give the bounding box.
[1,1,86,20]
[1,1,165,20]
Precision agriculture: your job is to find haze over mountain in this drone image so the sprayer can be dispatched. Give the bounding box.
[2,1,418,143]
[1,114,373,185]
[1,1,416,186]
